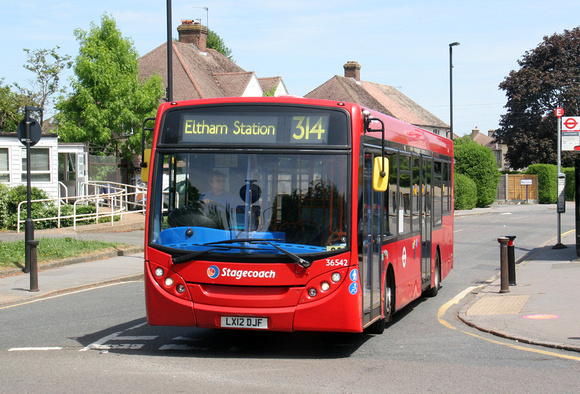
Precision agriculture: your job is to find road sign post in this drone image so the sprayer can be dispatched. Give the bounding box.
[19,106,43,291]
[554,108,566,249]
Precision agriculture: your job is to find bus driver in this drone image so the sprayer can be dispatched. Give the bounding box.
[201,171,243,208]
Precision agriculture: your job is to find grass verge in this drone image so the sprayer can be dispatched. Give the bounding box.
[0,237,130,271]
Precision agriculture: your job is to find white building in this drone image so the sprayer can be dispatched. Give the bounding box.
[0,132,88,200]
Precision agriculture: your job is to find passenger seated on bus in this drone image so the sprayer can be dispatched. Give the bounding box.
[201,171,243,209]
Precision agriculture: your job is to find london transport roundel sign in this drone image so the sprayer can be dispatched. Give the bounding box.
[555,107,564,118]
[564,117,578,129]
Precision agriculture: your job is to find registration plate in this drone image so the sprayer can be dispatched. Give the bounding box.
[221,316,268,329]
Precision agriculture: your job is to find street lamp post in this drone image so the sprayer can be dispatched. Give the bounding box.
[166,0,173,102]
[449,42,460,140]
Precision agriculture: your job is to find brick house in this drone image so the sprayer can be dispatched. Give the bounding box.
[305,61,449,137]
[139,20,288,100]
[470,127,510,171]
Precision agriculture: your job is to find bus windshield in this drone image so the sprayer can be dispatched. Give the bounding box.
[150,151,349,257]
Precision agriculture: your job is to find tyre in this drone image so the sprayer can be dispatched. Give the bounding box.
[426,251,441,297]
[365,269,394,334]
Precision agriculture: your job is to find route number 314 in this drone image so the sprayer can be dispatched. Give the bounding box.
[292,116,326,140]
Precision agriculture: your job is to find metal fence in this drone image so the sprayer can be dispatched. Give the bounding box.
[88,155,121,183]
[16,181,145,232]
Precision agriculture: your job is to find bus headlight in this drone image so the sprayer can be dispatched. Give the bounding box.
[176,284,186,293]
[165,277,174,287]
[331,272,341,283]
[321,282,330,291]
[308,288,317,297]
[155,268,164,277]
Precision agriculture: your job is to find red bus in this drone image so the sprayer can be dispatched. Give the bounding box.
[142,96,453,334]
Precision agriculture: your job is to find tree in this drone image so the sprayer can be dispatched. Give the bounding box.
[207,29,233,60]
[454,136,501,208]
[495,27,580,170]
[0,79,33,132]
[56,14,164,163]
[15,47,72,126]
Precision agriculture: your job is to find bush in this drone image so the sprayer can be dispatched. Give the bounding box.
[454,137,501,207]
[526,164,557,204]
[3,186,52,229]
[563,166,575,201]
[454,173,477,210]
[0,184,112,230]
[0,183,10,228]
[28,204,99,230]
[6,185,51,213]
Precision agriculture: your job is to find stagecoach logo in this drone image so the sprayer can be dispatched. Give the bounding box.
[402,247,407,268]
[207,265,276,280]
[207,265,220,279]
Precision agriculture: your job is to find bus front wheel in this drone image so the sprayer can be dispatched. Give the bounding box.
[426,251,441,297]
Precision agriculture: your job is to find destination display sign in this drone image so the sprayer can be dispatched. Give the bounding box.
[180,114,329,144]
[182,114,279,143]
[159,105,348,146]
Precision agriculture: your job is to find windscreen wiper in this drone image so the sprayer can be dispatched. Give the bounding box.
[205,238,283,245]
[265,242,312,269]
[220,239,311,268]
[171,239,283,264]
[171,239,311,268]
[172,246,230,265]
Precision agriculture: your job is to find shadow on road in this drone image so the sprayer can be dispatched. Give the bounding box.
[75,317,374,359]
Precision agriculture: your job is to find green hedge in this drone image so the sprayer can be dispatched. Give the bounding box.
[454,137,501,207]
[454,173,477,210]
[526,164,557,204]
[0,183,10,228]
[563,167,575,201]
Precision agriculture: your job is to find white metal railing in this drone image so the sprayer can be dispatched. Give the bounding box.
[58,181,69,204]
[16,181,146,232]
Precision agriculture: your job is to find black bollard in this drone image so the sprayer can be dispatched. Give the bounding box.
[506,235,516,286]
[498,237,510,293]
[28,240,39,292]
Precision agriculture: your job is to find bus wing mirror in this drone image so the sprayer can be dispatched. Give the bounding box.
[373,156,389,192]
[141,148,151,182]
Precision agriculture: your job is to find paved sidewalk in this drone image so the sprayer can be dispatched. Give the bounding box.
[458,230,580,352]
[0,213,145,306]
[0,253,144,306]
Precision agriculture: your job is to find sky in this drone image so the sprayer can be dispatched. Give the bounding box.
[2,0,580,136]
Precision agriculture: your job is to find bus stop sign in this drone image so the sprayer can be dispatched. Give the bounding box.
[17,119,42,147]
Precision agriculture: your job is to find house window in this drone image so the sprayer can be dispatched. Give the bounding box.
[21,147,51,182]
[59,153,76,181]
[0,148,9,182]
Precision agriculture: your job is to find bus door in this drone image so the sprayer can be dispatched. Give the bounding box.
[360,151,383,326]
[421,155,433,289]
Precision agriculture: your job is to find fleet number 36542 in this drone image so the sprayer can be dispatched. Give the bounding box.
[326,259,348,267]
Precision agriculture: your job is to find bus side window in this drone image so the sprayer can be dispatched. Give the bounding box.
[384,152,398,237]
[399,155,411,233]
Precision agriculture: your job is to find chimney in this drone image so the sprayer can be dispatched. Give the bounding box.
[177,20,207,52]
[344,61,361,81]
